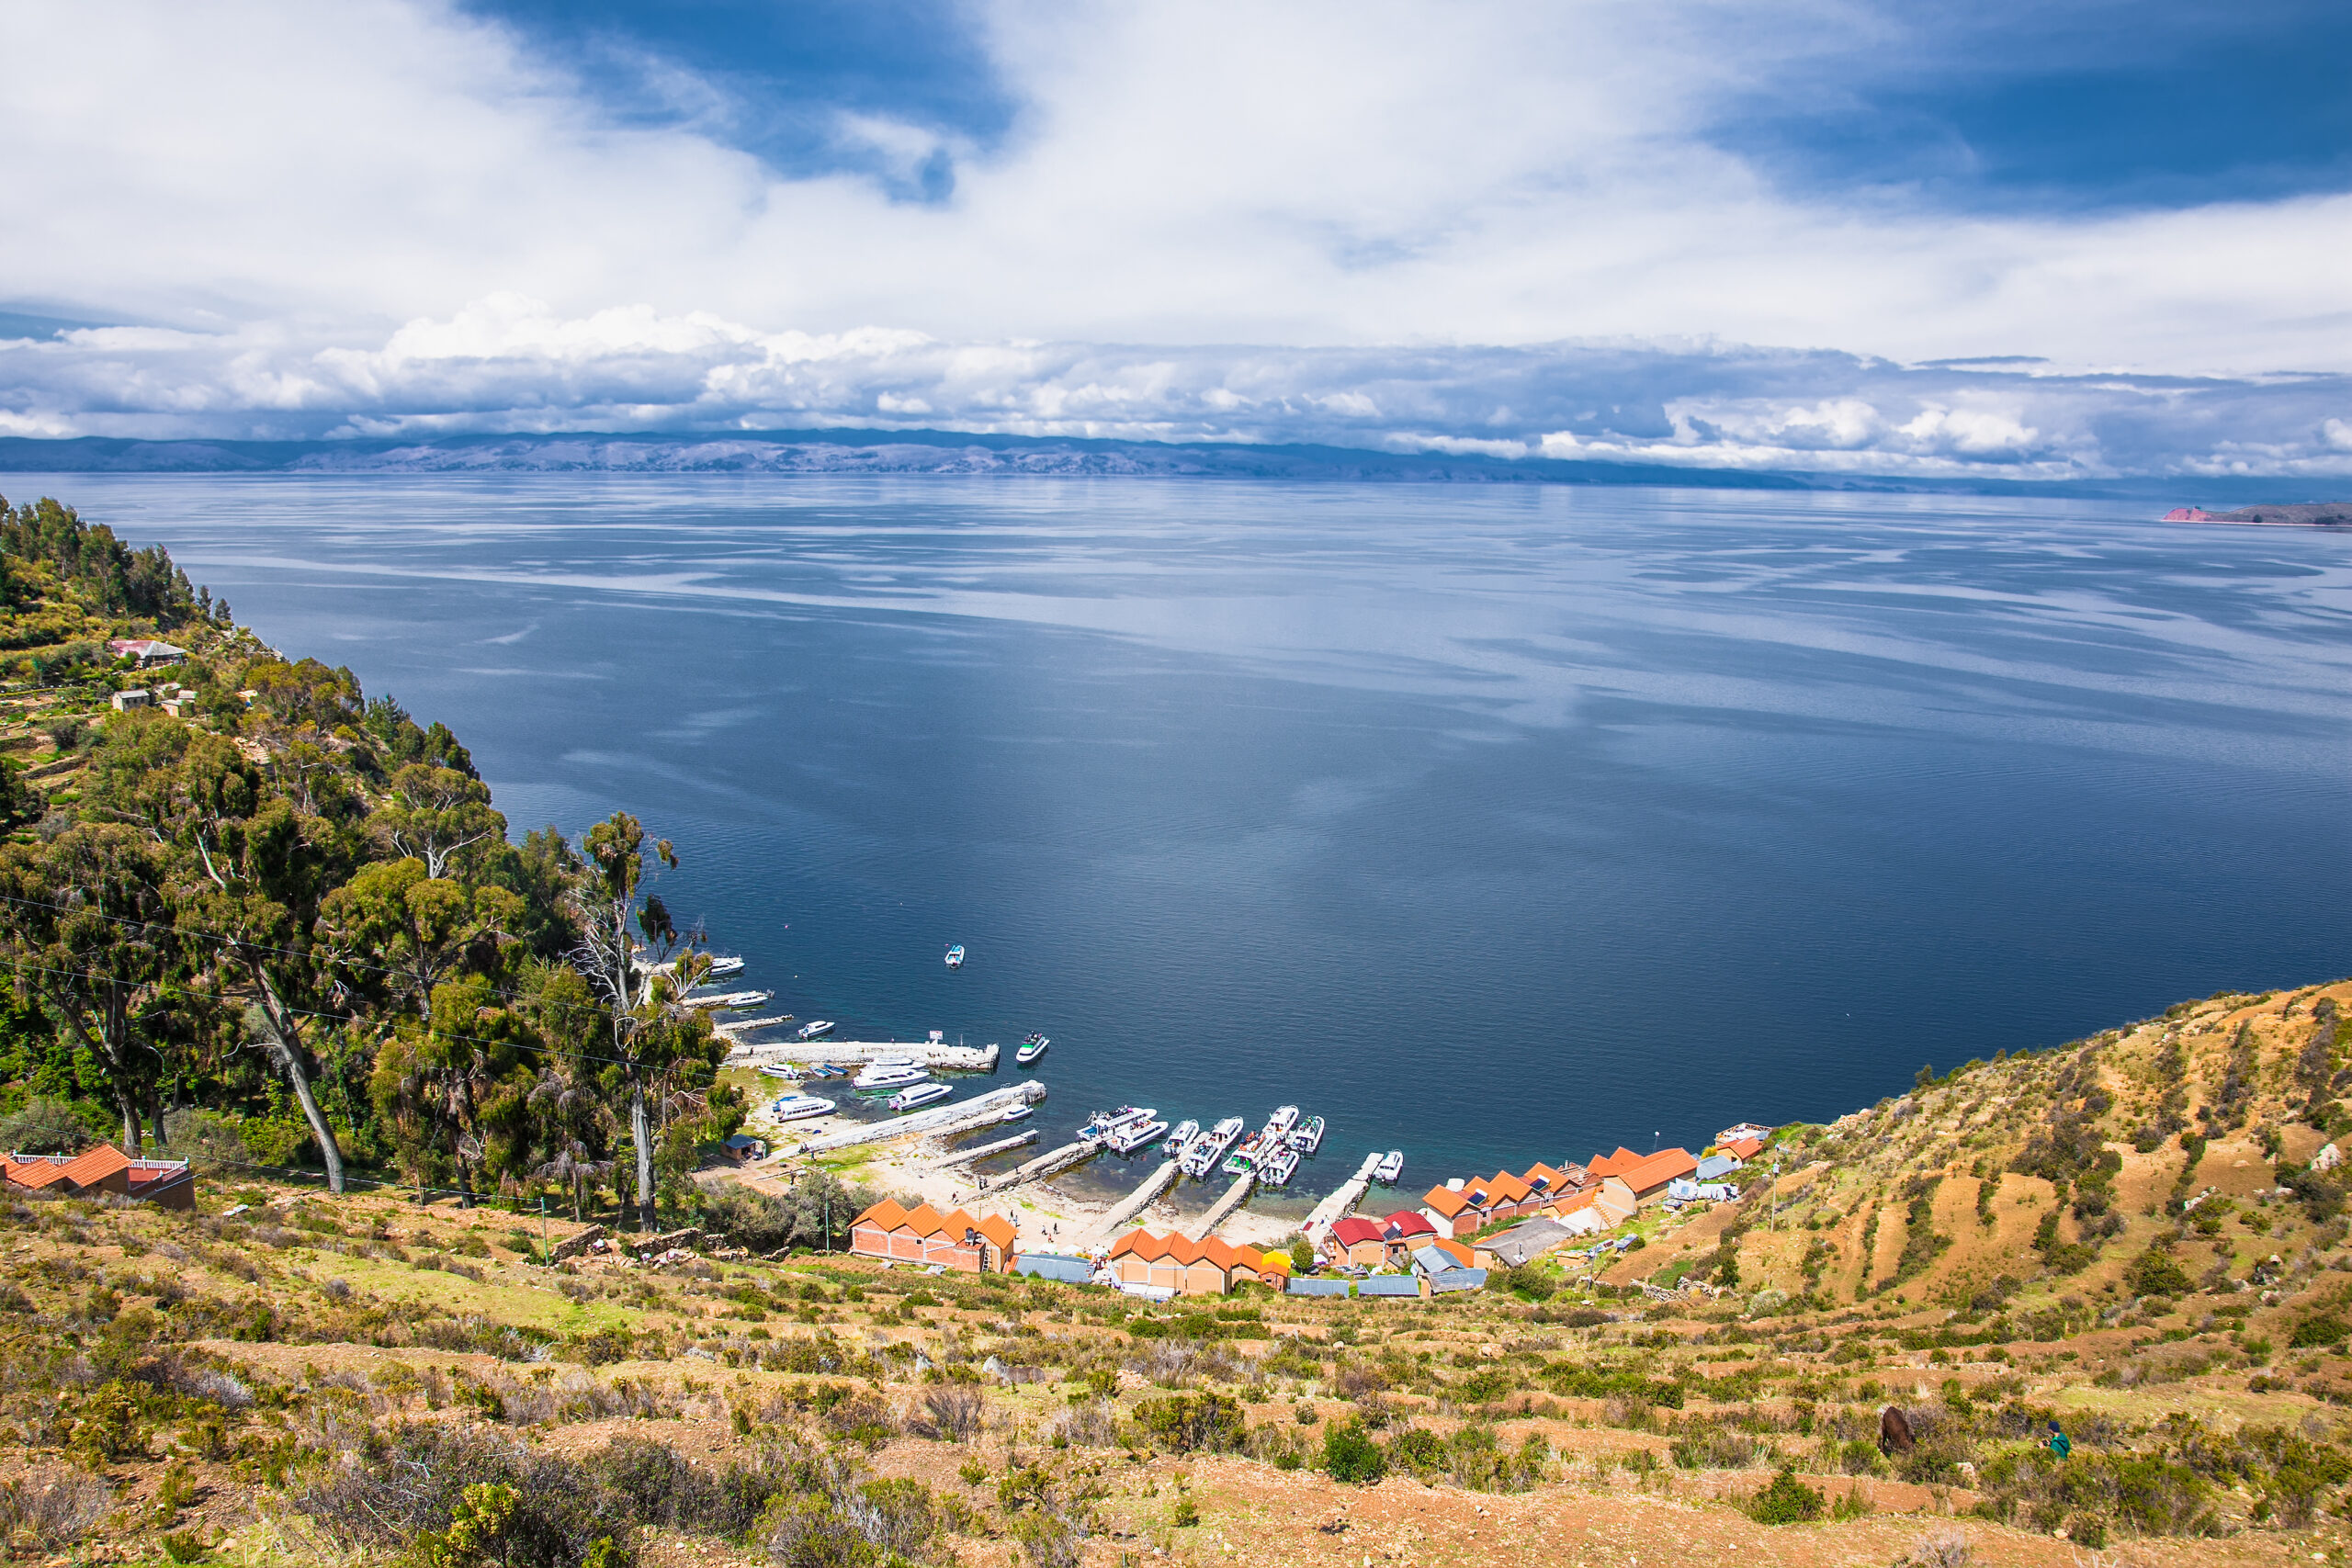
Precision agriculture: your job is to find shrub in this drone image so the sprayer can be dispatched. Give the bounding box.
[2122,1249,2195,1299]
[909,1387,984,1443]
[2290,1313,2348,1349]
[1322,1420,1388,1484]
[1131,1393,1245,1454]
[0,1466,113,1555]
[1747,1466,1826,1525]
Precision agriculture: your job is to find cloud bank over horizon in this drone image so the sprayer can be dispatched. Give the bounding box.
[1,1,2346,480]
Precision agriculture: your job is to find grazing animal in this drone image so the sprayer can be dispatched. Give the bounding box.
[1880,1405,1917,1456]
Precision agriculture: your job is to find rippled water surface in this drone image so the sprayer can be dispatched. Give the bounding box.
[26,474,2352,1206]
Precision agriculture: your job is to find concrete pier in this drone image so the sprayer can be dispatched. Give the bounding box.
[791,1082,1044,1154]
[989,1137,1102,1193]
[1193,1172,1256,1236]
[1083,1160,1182,1243]
[1301,1151,1385,1241]
[723,1037,1001,1073]
[922,1130,1038,1168]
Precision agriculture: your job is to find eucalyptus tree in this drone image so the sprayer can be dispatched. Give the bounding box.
[319,857,523,1023]
[569,811,724,1229]
[368,974,539,1203]
[375,762,506,881]
[85,715,363,1190]
[0,824,182,1151]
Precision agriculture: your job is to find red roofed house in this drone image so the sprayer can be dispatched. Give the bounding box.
[1723,1136,1766,1162]
[1326,1215,1388,1268]
[1380,1210,1437,1263]
[1106,1231,1264,1295]
[2,1145,195,1210]
[848,1200,1017,1271]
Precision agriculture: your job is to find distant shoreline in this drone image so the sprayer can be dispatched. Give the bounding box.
[2165,502,2352,528]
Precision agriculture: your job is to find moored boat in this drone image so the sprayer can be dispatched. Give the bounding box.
[1374,1149,1404,1184]
[795,1020,835,1042]
[1016,1033,1048,1066]
[853,1057,928,1091]
[1078,1105,1153,1144]
[997,1103,1034,1123]
[1163,1119,1199,1159]
[1287,1114,1326,1154]
[889,1082,954,1111]
[768,1093,836,1121]
[758,1063,803,1080]
[1261,1147,1301,1186]
[1106,1118,1169,1156]
[1268,1104,1300,1135]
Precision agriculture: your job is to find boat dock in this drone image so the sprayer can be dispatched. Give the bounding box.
[713,1015,793,1037]
[1083,1160,1182,1242]
[724,1037,1001,1072]
[922,1129,1038,1168]
[1193,1172,1256,1236]
[791,1082,1045,1154]
[988,1137,1102,1193]
[1300,1151,1384,1240]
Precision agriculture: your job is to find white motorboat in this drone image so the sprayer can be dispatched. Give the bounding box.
[889,1082,954,1111]
[1374,1150,1404,1185]
[795,1020,835,1042]
[1015,1033,1048,1066]
[853,1058,929,1090]
[758,1063,803,1080]
[1261,1147,1301,1187]
[1106,1118,1169,1156]
[1268,1104,1300,1135]
[684,988,774,1011]
[768,1093,836,1122]
[1287,1114,1326,1155]
[1184,1116,1245,1179]
[704,955,745,978]
[997,1103,1034,1123]
[1078,1105,1153,1144]
[1163,1119,1200,1159]
[944,944,966,969]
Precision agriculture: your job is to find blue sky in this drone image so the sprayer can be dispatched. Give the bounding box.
[0,0,2345,479]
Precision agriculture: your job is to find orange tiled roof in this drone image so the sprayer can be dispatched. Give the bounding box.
[4,1145,186,1194]
[1431,1238,1474,1269]
[1614,1148,1697,1192]
[1485,1169,1533,1203]
[1423,1186,1473,1217]
[1551,1187,1599,1215]
[1725,1136,1765,1160]
[853,1199,910,1231]
[1587,1146,1645,1178]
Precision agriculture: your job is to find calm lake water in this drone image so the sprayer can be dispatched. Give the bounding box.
[21,474,2352,1214]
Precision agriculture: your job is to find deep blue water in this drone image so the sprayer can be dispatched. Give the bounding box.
[19,475,2352,1212]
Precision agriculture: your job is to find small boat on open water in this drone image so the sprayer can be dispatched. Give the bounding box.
[1016,1033,1048,1066]
[795,1020,835,1042]
[889,1082,954,1111]
[944,944,966,969]
[769,1093,836,1121]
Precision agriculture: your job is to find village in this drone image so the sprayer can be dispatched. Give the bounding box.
[826,1121,1780,1300]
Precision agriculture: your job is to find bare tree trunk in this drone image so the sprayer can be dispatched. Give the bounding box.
[630,1078,656,1231]
[116,1089,141,1156]
[247,996,346,1194]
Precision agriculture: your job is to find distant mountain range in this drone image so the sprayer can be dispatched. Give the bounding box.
[0,430,2319,503]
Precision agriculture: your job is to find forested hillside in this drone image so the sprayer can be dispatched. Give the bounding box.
[0,493,748,1225]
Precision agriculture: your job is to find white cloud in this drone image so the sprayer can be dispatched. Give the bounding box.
[0,0,2346,474]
